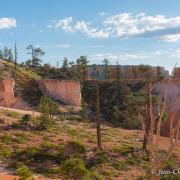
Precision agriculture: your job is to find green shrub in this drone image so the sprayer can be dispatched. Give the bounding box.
[6,111,20,118]
[61,158,89,179]
[67,141,85,154]
[35,167,61,178]
[21,114,31,130]
[16,165,34,180]
[160,174,180,180]
[164,159,177,170]
[113,144,134,156]
[14,133,29,144]
[126,157,136,165]
[120,117,141,129]
[159,158,180,180]
[11,122,20,129]
[62,141,86,158]
[38,96,59,129]
[41,140,53,150]
[89,172,104,180]
[67,129,80,136]
[68,107,75,113]
[112,160,128,170]
[87,151,109,168]
[1,133,13,144]
[14,146,56,164]
[0,143,13,160]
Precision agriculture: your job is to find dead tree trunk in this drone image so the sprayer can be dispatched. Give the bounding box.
[139,78,180,180]
[14,41,17,78]
[96,81,102,151]
[143,81,151,152]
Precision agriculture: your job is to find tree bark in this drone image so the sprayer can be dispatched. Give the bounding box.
[143,81,151,152]
[96,81,102,151]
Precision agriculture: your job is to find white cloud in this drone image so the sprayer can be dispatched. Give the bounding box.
[74,20,109,38]
[48,17,74,33]
[104,13,139,37]
[104,13,180,38]
[48,17,109,38]
[99,12,108,16]
[48,13,180,41]
[56,44,71,48]
[90,52,149,61]
[0,17,16,29]
[159,34,180,42]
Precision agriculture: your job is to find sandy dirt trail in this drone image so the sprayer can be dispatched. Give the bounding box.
[0,106,41,117]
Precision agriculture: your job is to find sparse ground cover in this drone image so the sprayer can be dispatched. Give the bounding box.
[0,109,179,180]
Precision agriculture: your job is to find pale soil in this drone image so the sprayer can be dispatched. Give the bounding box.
[0,106,41,117]
[0,173,19,180]
[0,173,60,180]
[13,97,33,110]
[0,162,60,180]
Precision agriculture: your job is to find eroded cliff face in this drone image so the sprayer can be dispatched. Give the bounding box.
[0,79,15,107]
[153,78,180,137]
[38,80,81,107]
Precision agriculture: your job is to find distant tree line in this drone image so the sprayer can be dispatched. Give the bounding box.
[0,46,14,62]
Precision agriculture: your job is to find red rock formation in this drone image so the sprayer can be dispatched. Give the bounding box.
[0,79,15,107]
[174,67,180,78]
[39,80,81,107]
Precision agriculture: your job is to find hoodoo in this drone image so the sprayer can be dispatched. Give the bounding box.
[38,79,81,107]
[0,79,15,107]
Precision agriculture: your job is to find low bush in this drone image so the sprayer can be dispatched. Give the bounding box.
[13,146,56,165]
[87,151,109,168]
[1,133,13,145]
[0,143,13,160]
[62,141,86,158]
[67,141,86,154]
[112,160,128,170]
[113,144,134,156]
[11,122,20,129]
[61,157,90,180]
[21,114,31,130]
[35,167,61,178]
[16,165,34,180]
[126,157,136,165]
[14,133,29,144]
[6,111,21,118]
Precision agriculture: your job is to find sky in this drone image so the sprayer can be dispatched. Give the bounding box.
[0,0,180,72]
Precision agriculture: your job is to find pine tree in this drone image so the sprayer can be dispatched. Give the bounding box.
[102,58,110,80]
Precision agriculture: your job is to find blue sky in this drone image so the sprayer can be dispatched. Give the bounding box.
[0,0,180,72]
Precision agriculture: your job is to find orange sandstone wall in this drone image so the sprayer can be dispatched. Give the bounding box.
[38,80,81,107]
[0,79,15,107]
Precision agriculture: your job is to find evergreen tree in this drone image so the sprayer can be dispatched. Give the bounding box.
[62,57,69,71]
[38,96,59,128]
[76,56,89,81]
[92,64,99,80]
[0,50,3,59]
[3,46,14,61]
[102,58,110,80]
[26,45,45,68]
